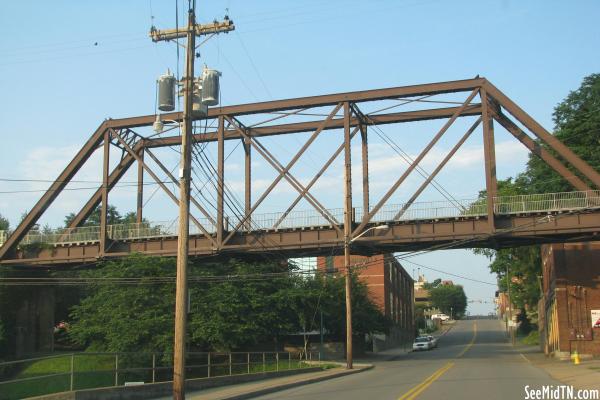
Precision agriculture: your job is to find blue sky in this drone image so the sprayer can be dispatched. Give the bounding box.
[1,0,599,314]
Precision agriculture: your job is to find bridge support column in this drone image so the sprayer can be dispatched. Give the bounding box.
[136,148,144,224]
[15,287,55,358]
[481,87,497,231]
[100,130,110,255]
[244,135,251,231]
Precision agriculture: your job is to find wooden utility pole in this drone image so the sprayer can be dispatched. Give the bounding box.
[343,102,353,369]
[150,7,234,400]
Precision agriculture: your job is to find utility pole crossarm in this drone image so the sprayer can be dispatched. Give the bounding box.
[150,18,235,42]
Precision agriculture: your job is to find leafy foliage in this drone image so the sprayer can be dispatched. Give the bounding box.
[0,213,9,231]
[429,284,467,318]
[63,205,141,227]
[68,255,388,354]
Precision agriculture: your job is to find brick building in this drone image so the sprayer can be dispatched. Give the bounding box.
[539,242,600,359]
[316,253,414,351]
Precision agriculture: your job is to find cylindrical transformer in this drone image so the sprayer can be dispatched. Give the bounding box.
[201,68,221,106]
[157,69,176,112]
[192,89,208,118]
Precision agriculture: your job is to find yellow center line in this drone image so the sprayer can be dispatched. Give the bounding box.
[457,321,477,358]
[397,361,455,400]
[397,321,477,400]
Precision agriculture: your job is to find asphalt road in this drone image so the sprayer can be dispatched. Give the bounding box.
[253,319,560,400]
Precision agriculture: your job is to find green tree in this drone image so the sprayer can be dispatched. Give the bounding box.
[0,213,9,231]
[63,205,126,227]
[429,284,467,318]
[68,255,389,354]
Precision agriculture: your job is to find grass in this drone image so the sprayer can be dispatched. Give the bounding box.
[0,354,327,400]
[519,330,540,346]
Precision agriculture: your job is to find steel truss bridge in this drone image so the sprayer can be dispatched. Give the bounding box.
[2,77,600,267]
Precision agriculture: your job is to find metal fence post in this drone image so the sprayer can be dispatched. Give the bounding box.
[152,353,156,383]
[229,353,232,376]
[288,352,291,370]
[262,352,265,373]
[208,352,211,378]
[114,354,119,386]
[247,353,250,374]
[70,354,75,391]
[276,352,279,371]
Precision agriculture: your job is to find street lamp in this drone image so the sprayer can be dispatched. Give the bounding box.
[344,223,389,369]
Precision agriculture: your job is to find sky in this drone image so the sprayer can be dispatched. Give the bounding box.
[1,0,599,315]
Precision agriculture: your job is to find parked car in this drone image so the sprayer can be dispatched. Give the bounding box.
[426,335,438,348]
[431,313,450,321]
[413,336,435,351]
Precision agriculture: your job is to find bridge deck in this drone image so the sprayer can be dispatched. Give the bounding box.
[1,190,600,266]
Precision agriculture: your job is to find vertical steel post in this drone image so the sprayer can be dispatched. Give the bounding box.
[480,87,497,232]
[114,354,119,386]
[247,353,250,374]
[262,352,265,373]
[152,353,156,383]
[100,130,110,255]
[244,136,251,231]
[360,123,369,217]
[276,352,279,371]
[173,9,196,400]
[207,352,211,377]
[137,148,144,224]
[343,102,353,370]
[229,353,232,376]
[217,116,225,246]
[288,352,291,369]
[70,354,74,391]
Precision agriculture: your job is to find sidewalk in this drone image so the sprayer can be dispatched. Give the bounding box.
[159,364,373,400]
[519,346,600,392]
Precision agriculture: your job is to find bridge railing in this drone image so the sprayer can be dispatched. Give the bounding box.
[6,190,600,248]
[0,350,320,399]
[493,190,600,214]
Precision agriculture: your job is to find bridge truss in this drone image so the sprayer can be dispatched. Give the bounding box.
[2,77,600,266]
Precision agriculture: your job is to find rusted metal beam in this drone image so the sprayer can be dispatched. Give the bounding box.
[481,87,497,232]
[136,148,144,224]
[108,78,485,129]
[111,129,218,248]
[0,121,108,259]
[244,136,251,231]
[272,125,361,229]
[221,105,344,245]
[393,117,482,220]
[67,147,138,229]
[100,130,110,255]
[144,105,482,148]
[144,148,216,225]
[8,210,600,266]
[353,88,480,237]
[492,111,590,191]
[484,80,600,189]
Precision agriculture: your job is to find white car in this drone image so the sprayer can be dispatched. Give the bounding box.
[431,313,450,321]
[413,336,435,351]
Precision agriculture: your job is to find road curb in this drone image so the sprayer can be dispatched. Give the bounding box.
[218,365,374,399]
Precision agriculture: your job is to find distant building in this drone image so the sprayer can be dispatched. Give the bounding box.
[316,253,414,351]
[538,242,600,359]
